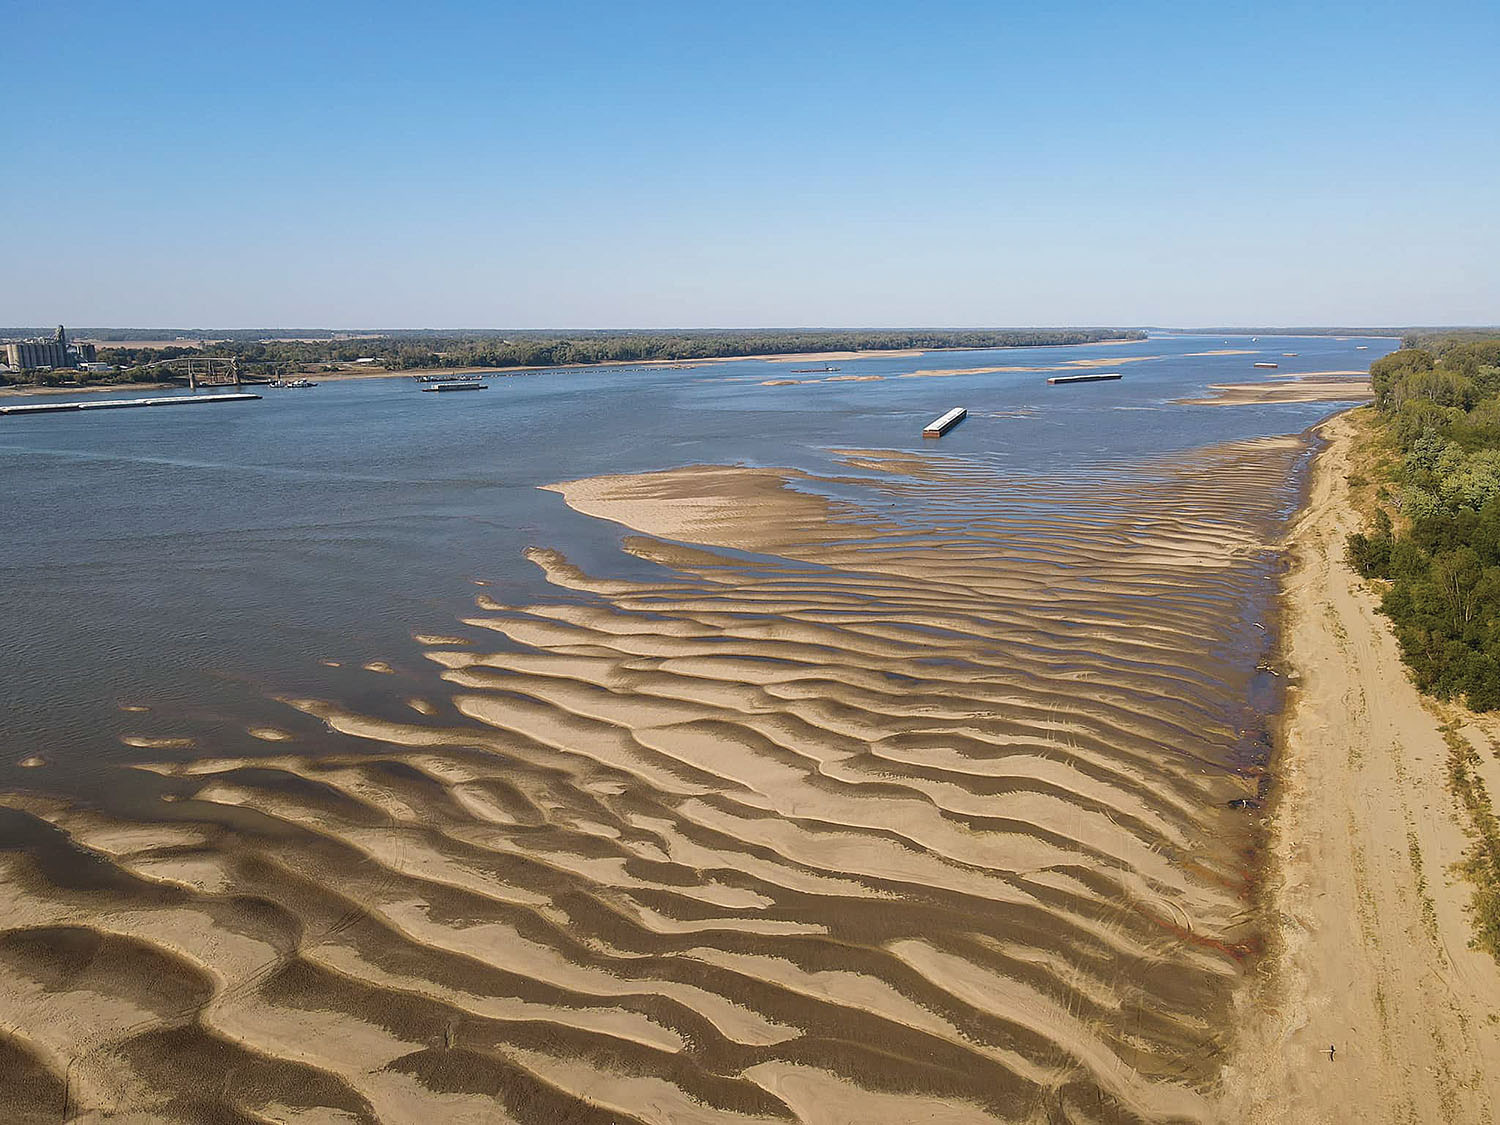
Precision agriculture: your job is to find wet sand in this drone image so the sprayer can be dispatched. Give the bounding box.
[902,355,1164,380]
[1175,375,1372,407]
[755,353,1166,388]
[0,430,1310,1122]
[270,349,937,383]
[1219,410,1500,1123]
[0,381,177,398]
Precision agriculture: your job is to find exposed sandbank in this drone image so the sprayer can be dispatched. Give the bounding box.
[902,354,1164,379]
[1176,375,1372,406]
[0,434,1312,1121]
[1219,409,1500,1123]
[1,340,1149,397]
[0,381,176,399]
[321,348,942,381]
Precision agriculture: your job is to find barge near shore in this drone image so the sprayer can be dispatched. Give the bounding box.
[421,382,488,393]
[1046,373,1122,385]
[0,392,261,416]
[923,407,967,437]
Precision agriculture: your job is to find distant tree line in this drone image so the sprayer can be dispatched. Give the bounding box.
[1172,326,1498,340]
[1347,338,1500,708]
[9,328,1144,385]
[283,328,1144,371]
[1180,326,1412,337]
[1401,329,1500,353]
[6,326,1149,348]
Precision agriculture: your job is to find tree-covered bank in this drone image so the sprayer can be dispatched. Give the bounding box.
[186,327,1145,374]
[0,328,1145,386]
[1346,336,1500,708]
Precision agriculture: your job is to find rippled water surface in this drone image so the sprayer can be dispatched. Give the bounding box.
[0,334,1393,1122]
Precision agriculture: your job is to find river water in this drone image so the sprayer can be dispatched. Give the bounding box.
[0,333,1386,788]
[0,332,1393,1122]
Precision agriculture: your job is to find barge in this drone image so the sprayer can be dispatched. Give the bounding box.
[0,392,261,416]
[1046,373,1122,385]
[923,407,967,437]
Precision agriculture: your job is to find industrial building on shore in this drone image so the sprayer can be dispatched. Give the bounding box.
[1,326,97,372]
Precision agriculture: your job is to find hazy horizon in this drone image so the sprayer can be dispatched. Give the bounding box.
[6,1,1497,326]
[0,323,1477,337]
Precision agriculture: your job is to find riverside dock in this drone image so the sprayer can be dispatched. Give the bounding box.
[923,407,967,437]
[1047,373,1122,385]
[0,392,261,416]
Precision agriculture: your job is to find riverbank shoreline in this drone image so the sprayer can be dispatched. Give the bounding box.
[0,380,176,399]
[0,337,1153,397]
[1219,407,1500,1122]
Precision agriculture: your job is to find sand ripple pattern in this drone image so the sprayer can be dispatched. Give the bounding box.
[0,439,1304,1123]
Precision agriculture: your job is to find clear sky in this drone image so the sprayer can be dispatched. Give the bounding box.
[4,0,1497,328]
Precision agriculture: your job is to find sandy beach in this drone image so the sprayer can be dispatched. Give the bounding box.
[1220,409,1500,1123]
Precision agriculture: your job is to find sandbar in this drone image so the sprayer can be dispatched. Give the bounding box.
[1176,375,1372,406]
[0,432,1328,1121]
[1220,408,1500,1122]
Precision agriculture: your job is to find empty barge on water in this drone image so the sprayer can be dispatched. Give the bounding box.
[923,407,967,437]
[1046,373,1122,385]
[0,392,261,416]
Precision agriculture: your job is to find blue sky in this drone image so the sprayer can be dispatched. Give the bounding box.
[3,0,1497,327]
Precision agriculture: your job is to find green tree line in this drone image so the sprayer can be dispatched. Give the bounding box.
[1347,338,1500,708]
[331,329,1144,371]
[7,328,1140,384]
[3,328,1146,386]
